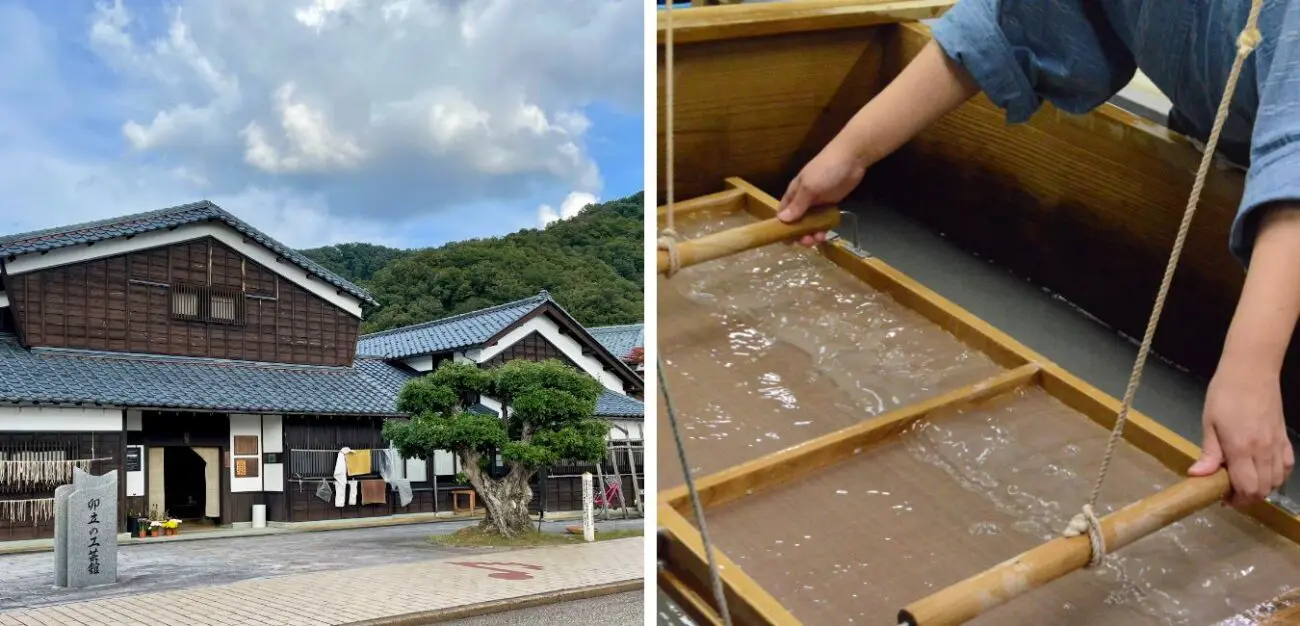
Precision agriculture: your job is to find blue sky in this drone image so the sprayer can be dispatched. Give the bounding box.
[0,0,644,250]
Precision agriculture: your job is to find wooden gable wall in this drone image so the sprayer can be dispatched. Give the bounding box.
[5,237,359,367]
[480,330,578,370]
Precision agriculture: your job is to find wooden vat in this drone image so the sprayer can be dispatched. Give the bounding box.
[657,178,1300,625]
[654,1,1300,423]
[656,5,1300,623]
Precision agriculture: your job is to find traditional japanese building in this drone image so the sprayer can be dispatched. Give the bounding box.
[0,202,644,541]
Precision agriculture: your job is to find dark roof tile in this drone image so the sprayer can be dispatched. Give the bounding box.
[0,201,376,305]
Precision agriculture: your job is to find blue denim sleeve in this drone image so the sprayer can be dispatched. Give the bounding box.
[931,0,1136,124]
[1234,3,1300,266]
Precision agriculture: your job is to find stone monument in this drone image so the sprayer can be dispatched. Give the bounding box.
[581,471,595,542]
[54,468,119,588]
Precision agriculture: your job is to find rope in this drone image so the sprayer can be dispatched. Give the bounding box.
[658,0,682,278]
[660,357,734,626]
[1063,0,1265,567]
[658,5,730,623]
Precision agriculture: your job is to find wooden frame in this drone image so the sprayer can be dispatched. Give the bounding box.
[656,178,1300,625]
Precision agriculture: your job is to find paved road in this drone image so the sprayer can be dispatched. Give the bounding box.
[0,518,643,611]
[444,591,643,625]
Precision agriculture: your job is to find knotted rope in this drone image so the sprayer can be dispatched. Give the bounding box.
[659,4,732,625]
[658,0,683,278]
[1063,0,1264,568]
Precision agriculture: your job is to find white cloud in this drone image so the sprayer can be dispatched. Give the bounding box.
[241,83,366,174]
[538,191,598,227]
[0,0,640,249]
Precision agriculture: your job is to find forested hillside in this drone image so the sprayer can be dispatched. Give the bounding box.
[299,193,644,334]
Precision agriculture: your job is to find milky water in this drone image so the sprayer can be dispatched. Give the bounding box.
[659,209,1004,490]
[660,209,1300,624]
[704,387,1300,625]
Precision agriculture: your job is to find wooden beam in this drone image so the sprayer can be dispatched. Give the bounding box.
[657,187,747,226]
[659,567,726,626]
[656,0,954,44]
[659,507,799,625]
[661,364,1040,513]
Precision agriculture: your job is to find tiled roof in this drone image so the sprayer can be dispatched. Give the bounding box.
[0,201,376,305]
[596,389,643,419]
[587,324,643,360]
[357,293,548,360]
[0,334,406,415]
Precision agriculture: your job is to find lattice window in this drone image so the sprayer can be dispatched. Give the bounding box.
[171,285,202,321]
[170,284,245,325]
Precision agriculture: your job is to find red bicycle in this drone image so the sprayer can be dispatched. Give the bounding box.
[592,476,625,517]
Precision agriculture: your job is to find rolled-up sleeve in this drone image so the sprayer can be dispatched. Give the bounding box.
[932,0,1136,124]
[1234,3,1300,266]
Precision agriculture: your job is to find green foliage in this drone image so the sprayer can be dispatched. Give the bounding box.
[297,193,644,333]
[385,359,609,470]
[297,242,410,284]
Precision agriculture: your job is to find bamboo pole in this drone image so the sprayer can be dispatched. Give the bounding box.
[657,209,841,275]
[898,469,1231,626]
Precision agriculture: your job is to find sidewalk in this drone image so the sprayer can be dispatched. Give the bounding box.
[0,509,615,556]
[0,537,644,626]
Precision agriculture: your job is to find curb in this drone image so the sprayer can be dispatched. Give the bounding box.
[0,511,638,557]
[342,579,644,625]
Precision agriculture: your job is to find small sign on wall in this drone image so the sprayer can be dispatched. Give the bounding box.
[124,447,142,473]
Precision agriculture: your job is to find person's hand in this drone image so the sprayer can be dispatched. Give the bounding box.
[777,141,867,247]
[1188,360,1294,507]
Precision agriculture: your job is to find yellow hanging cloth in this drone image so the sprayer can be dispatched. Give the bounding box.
[345,449,371,476]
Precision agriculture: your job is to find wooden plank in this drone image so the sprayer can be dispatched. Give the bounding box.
[657,187,747,226]
[661,364,1039,513]
[657,0,952,44]
[658,21,891,202]
[659,567,726,626]
[660,506,799,625]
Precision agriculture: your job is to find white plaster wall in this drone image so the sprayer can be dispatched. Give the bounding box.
[0,406,120,432]
[125,409,143,431]
[125,444,146,497]
[479,397,503,416]
[228,413,263,492]
[4,223,364,318]
[0,291,9,308]
[608,420,642,440]
[433,450,456,476]
[405,456,427,481]
[474,316,625,393]
[261,415,284,492]
[402,354,435,372]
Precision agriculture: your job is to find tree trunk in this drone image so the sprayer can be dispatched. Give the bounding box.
[460,453,535,537]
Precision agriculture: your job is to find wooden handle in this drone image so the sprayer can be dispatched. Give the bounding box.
[899,470,1231,626]
[657,209,841,274]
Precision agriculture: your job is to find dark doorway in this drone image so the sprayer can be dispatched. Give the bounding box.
[163,447,207,520]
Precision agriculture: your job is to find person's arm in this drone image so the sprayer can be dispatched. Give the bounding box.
[1220,208,1300,378]
[779,0,1137,231]
[1188,1,1300,505]
[826,40,980,171]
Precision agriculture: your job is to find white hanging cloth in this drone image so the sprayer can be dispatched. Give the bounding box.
[332,447,351,508]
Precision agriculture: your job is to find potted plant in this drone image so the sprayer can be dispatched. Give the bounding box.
[164,518,181,536]
[126,510,138,536]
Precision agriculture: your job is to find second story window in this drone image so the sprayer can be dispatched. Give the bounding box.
[171,284,244,326]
